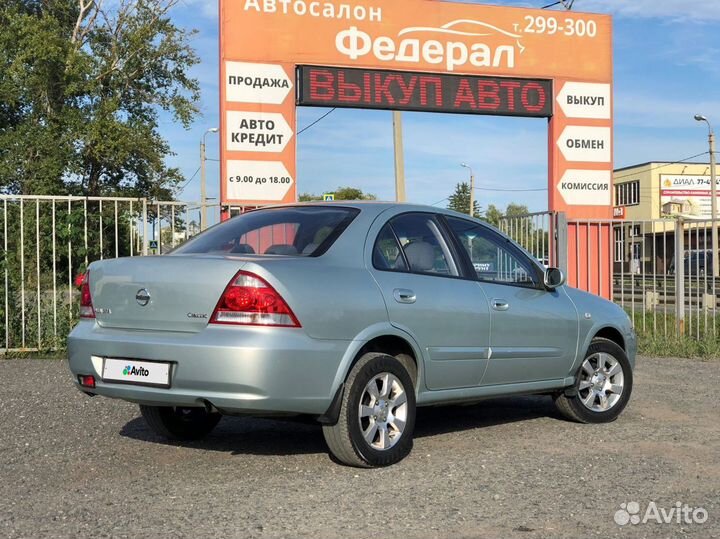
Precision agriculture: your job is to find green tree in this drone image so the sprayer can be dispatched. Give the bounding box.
[480,203,531,227]
[334,186,377,200]
[0,0,199,351]
[505,203,531,218]
[299,186,377,201]
[447,182,480,218]
[483,204,504,227]
[0,0,199,197]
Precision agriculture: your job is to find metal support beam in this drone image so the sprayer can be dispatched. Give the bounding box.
[555,212,568,275]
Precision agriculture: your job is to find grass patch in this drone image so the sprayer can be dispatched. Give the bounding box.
[1,349,67,360]
[629,310,720,360]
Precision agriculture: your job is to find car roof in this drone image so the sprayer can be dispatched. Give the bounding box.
[262,201,475,221]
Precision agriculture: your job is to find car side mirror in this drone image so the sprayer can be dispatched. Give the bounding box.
[544,267,565,289]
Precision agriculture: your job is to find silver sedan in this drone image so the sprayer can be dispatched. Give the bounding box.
[68,203,636,467]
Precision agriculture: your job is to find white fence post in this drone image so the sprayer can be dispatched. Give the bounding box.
[142,198,149,256]
[0,194,202,353]
[675,217,685,336]
[555,212,568,276]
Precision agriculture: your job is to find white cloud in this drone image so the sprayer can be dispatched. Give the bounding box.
[176,0,720,22]
[577,0,720,21]
[177,0,218,19]
[614,93,720,130]
[670,45,720,76]
[613,132,708,170]
[467,0,720,21]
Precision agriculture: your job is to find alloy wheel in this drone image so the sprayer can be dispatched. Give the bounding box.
[358,372,408,450]
[577,352,625,412]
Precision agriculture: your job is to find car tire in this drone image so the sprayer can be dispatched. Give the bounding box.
[554,337,633,424]
[323,352,416,468]
[140,405,222,440]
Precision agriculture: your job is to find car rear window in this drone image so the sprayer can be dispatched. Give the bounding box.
[171,206,359,256]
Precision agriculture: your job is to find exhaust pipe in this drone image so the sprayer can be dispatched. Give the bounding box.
[202,399,221,414]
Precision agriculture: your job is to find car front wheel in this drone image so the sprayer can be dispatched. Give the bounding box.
[323,352,416,467]
[554,337,633,423]
[140,405,222,440]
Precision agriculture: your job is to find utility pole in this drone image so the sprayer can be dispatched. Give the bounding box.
[393,111,406,202]
[200,127,219,231]
[461,163,475,217]
[695,114,718,277]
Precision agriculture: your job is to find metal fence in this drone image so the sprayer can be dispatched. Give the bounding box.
[608,217,718,341]
[0,195,210,353]
[497,211,560,268]
[4,197,718,352]
[499,211,719,341]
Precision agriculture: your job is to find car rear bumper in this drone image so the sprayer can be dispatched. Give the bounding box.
[67,321,350,415]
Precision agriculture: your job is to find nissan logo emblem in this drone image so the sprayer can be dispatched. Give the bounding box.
[135,288,151,307]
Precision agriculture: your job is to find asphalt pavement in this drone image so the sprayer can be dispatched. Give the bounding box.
[1,357,718,539]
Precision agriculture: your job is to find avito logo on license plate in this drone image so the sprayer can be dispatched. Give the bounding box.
[103,358,171,387]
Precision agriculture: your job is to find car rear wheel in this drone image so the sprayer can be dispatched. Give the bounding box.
[323,352,416,467]
[554,338,633,424]
[140,405,221,440]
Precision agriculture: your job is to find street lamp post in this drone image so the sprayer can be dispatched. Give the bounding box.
[200,127,219,231]
[695,114,718,277]
[461,163,475,218]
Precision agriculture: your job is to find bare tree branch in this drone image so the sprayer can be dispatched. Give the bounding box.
[70,0,104,48]
[81,1,102,45]
[71,0,91,44]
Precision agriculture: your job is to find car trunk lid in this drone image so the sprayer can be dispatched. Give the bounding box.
[89,256,246,333]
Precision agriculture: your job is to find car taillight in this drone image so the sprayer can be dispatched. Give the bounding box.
[211,271,300,327]
[79,271,95,319]
[78,374,96,388]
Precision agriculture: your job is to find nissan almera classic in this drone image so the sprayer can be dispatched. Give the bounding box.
[68,203,636,467]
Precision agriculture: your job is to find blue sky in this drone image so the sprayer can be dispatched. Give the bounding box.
[167,0,720,219]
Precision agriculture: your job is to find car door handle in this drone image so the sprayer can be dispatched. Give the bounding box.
[393,288,416,304]
[491,299,509,311]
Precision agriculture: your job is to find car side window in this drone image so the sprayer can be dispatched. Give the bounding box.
[373,224,408,271]
[446,216,538,287]
[385,213,459,277]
